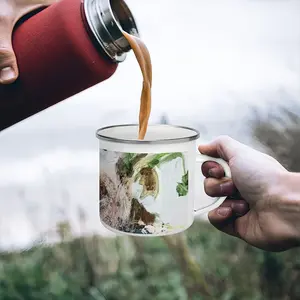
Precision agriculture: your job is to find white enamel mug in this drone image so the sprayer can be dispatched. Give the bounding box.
[96,124,231,236]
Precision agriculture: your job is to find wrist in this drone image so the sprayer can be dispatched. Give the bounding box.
[273,171,300,248]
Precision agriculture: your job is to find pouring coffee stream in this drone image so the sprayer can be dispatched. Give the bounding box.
[122,32,153,140]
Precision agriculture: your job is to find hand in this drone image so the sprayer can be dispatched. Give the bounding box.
[0,0,57,84]
[199,135,300,252]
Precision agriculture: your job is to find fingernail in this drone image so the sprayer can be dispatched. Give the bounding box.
[208,168,218,177]
[231,202,249,215]
[0,67,16,82]
[220,181,233,195]
[217,207,231,217]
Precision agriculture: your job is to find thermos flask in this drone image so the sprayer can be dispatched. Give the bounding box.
[0,0,139,131]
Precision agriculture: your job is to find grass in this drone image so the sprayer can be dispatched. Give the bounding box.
[0,220,299,300]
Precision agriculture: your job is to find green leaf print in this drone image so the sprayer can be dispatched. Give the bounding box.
[176,171,189,197]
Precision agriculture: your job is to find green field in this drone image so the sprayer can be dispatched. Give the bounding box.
[0,219,299,300]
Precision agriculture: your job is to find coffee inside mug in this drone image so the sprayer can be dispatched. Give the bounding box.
[96,124,231,236]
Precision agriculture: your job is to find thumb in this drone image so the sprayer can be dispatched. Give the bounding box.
[0,25,18,84]
[198,135,245,161]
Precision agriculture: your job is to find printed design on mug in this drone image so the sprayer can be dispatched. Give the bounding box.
[100,150,189,235]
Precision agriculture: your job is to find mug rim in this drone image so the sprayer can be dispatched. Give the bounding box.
[96,124,200,144]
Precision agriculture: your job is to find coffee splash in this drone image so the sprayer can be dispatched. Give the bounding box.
[122,31,152,140]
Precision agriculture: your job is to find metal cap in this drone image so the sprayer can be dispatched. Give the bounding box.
[83,0,139,62]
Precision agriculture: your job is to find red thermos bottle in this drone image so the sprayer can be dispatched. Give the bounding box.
[0,0,139,131]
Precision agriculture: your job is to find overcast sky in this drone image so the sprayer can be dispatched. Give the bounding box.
[0,0,299,250]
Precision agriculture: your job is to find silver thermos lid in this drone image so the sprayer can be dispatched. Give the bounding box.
[84,0,140,62]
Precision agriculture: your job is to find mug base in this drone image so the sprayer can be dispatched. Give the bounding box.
[100,220,193,237]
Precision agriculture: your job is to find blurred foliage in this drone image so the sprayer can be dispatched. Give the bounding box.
[0,220,300,300]
[252,99,300,171]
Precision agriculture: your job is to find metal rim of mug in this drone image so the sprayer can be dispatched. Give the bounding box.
[96,124,200,144]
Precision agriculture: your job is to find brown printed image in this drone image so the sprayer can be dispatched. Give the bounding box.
[99,150,189,235]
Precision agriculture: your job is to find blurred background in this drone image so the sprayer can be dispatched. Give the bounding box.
[0,0,300,299]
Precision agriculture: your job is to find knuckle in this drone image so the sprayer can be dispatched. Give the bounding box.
[217,135,231,144]
[204,186,213,197]
[0,11,12,26]
[204,178,220,196]
[203,180,211,194]
[0,51,15,67]
[0,47,13,54]
[0,41,14,56]
[215,135,233,159]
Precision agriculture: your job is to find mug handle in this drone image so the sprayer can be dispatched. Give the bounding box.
[194,153,232,214]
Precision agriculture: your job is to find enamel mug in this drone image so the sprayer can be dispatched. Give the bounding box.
[96,124,231,236]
